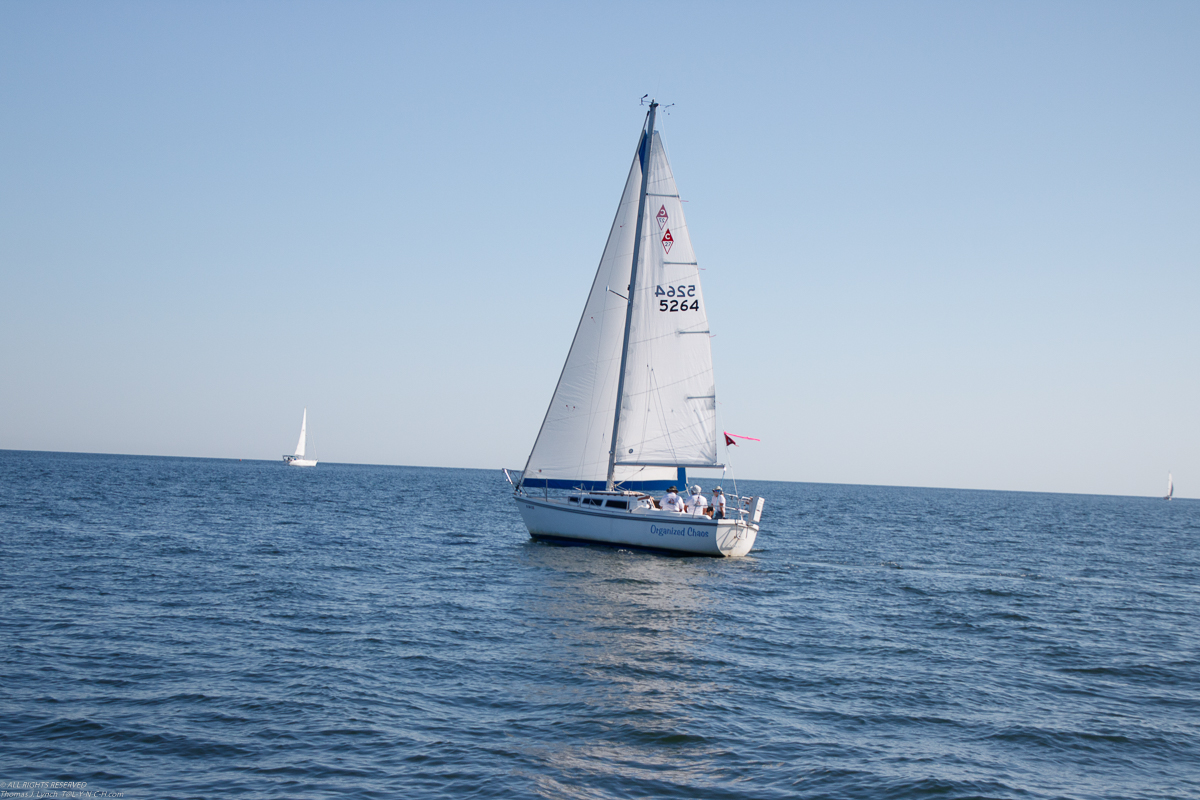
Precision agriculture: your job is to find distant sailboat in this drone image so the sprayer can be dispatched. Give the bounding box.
[1165,472,1173,500]
[284,408,317,467]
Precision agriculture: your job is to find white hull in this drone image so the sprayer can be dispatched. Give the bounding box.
[515,495,758,557]
[284,457,317,467]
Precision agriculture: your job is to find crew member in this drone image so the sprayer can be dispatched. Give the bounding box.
[685,485,708,516]
[660,485,684,512]
[711,486,726,519]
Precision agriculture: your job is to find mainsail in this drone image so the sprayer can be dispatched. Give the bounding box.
[295,408,308,458]
[520,118,719,490]
[614,131,718,472]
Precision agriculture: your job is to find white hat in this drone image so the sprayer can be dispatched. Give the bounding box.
[690,485,701,494]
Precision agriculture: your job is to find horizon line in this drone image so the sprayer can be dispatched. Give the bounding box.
[0,447,1189,502]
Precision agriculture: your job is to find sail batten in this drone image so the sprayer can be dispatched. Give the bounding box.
[616,461,725,468]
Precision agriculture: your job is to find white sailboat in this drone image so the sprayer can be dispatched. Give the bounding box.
[510,101,764,557]
[1165,472,1173,500]
[283,408,317,467]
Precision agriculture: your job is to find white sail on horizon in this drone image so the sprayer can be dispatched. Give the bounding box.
[294,408,308,458]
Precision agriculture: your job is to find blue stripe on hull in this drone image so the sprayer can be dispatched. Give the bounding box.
[519,471,685,492]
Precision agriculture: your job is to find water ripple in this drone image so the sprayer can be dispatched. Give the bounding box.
[1,452,1198,799]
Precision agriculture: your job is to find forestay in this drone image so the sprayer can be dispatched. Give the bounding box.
[520,125,719,491]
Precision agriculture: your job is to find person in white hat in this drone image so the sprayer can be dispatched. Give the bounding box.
[710,486,726,519]
[685,485,708,516]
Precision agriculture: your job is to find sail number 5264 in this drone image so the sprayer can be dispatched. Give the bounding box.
[655,285,698,312]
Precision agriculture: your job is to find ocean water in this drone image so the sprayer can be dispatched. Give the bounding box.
[1,450,1198,800]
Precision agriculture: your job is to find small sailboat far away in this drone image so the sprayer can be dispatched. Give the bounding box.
[1165,472,1173,500]
[283,408,317,467]
[509,100,765,557]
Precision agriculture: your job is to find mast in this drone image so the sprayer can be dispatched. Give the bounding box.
[606,100,657,490]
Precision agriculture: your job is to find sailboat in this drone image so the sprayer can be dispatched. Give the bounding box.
[509,101,764,557]
[1165,472,1173,500]
[283,408,317,467]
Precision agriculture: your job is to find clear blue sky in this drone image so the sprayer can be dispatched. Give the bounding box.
[2,2,1196,498]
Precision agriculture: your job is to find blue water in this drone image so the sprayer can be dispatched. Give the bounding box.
[2,450,1198,799]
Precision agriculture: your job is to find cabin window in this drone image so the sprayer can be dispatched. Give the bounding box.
[604,500,629,509]
[568,497,580,503]
[583,498,603,506]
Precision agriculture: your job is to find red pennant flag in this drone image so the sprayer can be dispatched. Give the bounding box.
[724,431,760,446]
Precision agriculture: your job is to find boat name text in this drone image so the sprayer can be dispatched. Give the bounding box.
[649,523,710,539]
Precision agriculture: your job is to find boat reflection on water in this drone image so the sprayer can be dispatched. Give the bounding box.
[512,541,756,791]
